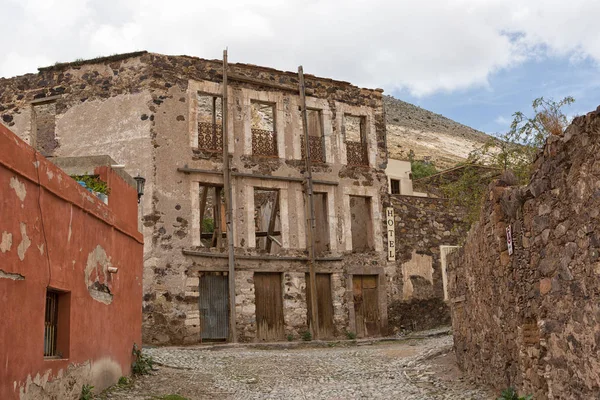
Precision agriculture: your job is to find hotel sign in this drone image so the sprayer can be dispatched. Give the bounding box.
[386,207,395,261]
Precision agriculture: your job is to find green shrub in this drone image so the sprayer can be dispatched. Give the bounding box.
[80,384,94,400]
[345,331,357,340]
[201,218,215,233]
[286,334,294,341]
[497,387,533,400]
[71,174,111,195]
[301,331,312,341]
[131,343,154,376]
[117,376,130,385]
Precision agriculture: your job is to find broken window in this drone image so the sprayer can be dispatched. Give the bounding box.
[197,93,223,152]
[344,115,368,166]
[254,189,282,253]
[349,195,373,252]
[33,101,58,157]
[390,179,400,195]
[314,192,330,255]
[199,184,226,248]
[251,102,277,157]
[301,108,325,163]
[44,289,69,358]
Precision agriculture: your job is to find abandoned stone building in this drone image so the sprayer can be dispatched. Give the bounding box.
[0,51,393,344]
[448,108,600,399]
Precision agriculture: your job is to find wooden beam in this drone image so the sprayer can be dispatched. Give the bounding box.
[265,191,280,253]
[177,167,339,186]
[219,72,314,95]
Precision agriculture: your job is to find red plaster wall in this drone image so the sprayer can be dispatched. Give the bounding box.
[0,123,143,399]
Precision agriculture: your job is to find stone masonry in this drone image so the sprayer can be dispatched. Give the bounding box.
[387,195,467,333]
[448,108,600,399]
[0,51,390,344]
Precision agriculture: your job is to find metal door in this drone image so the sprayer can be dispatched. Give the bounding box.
[254,272,285,341]
[306,273,335,338]
[353,275,381,338]
[199,273,229,340]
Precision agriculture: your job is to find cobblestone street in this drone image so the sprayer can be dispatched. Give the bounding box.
[100,333,494,400]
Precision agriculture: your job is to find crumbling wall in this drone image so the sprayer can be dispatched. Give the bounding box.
[0,52,389,345]
[386,195,466,333]
[448,108,600,399]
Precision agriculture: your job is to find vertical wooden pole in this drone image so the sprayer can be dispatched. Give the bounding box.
[223,49,237,342]
[298,66,319,339]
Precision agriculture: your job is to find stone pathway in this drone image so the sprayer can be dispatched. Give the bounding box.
[100,334,495,400]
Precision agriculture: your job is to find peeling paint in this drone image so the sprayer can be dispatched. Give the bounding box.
[85,245,114,304]
[9,177,26,203]
[37,244,44,255]
[401,250,434,300]
[0,269,24,280]
[46,169,54,180]
[0,231,12,253]
[17,223,31,261]
[67,206,73,243]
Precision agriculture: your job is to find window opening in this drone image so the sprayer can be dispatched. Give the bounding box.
[390,179,400,195]
[254,189,281,253]
[197,93,223,152]
[251,102,277,157]
[199,184,226,248]
[344,115,368,166]
[301,108,325,163]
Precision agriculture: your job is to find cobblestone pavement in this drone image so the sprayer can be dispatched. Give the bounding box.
[101,334,495,400]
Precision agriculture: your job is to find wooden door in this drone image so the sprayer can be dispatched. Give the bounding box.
[353,275,381,338]
[254,272,285,341]
[306,273,335,338]
[199,273,229,340]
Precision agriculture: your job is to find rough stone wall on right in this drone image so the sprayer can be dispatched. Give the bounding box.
[448,107,600,400]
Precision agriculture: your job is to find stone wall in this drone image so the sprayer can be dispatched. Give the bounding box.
[448,108,600,399]
[386,194,467,333]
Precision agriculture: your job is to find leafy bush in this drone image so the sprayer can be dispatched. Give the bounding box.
[410,160,438,180]
[71,174,111,195]
[201,218,215,233]
[80,384,94,400]
[286,334,294,341]
[132,343,154,376]
[118,376,130,385]
[345,331,357,340]
[301,331,312,341]
[497,387,533,400]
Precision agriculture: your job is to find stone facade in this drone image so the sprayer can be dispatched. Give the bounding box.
[386,194,467,333]
[0,51,390,344]
[448,108,600,399]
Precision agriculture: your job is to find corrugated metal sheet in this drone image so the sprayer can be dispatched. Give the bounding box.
[199,273,229,340]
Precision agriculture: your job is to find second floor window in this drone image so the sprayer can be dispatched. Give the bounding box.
[301,108,325,163]
[343,115,368,166]
[251,102,277,157]
[197,93,223,152]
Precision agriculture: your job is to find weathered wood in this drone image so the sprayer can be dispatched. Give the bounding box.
[266,235,282,248]
[352,275,381,338]
[222,72,314,95]
[254,273,285,341]
[265,191,280,253]
[177,167,339,186]
[299,65,320,339]
[212,187,223,248]
[198,186,208,246]
[306,273,335,339]
[222,49,237,343]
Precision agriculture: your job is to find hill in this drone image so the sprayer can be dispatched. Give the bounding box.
[384,95,492,169]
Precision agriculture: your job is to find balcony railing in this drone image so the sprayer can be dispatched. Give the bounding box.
[301,136,325,164]
[252,128,278,157]
[346,141,369,166]
[198,122,223,152]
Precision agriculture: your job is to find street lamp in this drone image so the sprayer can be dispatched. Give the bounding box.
[133,174,146,203]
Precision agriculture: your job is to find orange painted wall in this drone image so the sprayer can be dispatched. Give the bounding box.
[0,123,143,399]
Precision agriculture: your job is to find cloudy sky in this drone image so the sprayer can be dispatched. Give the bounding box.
[2,0,599,133]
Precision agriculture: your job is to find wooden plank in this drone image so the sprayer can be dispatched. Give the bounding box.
[255,273,284,341]
[353,276,365,338]
[265,191,280,253]
[199,186,208,241]
[307,273,334,339]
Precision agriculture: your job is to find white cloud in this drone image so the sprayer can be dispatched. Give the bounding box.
[494,115,511,126]
[1,0,600,97]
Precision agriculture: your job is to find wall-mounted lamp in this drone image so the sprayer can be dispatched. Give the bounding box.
[133,174,146,203]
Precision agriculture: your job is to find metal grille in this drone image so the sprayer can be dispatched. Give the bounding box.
[252,128,278,157]
[301,136,325,163]
[198,122,223,152]
[346,141,369,166]
[44,291,58,357]
[199,273,229,340]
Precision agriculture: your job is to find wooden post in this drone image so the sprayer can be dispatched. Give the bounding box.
[298,66,319,339]
[223,49,237,342]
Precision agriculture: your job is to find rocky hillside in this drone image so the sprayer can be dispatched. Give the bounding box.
[384,95,492,169]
